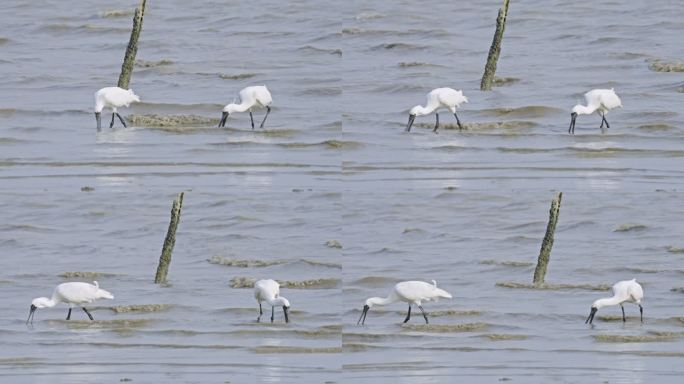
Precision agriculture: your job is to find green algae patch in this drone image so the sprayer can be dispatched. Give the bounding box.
[219,73,258,80]
[252,346,342,354]
[614,223,647,232]
[480,333,528,341]
[128,114,218,127]
[59,271,118,279]
[135,59,173,68]
[429,310,482,317]
[229,277,341,289]
[481,259,534,267]
[208,256,284,268]
[647,59,684,72]
[400,322,488,333]
[594,334,679,343]
[107,304,173,313]
[496,282,611,291]
[491,77,520,87]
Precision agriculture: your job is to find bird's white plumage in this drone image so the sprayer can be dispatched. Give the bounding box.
[392,280,453,306]
[575,88,622,115]
[586,279,644,324]
[94,87,140,113]
[411,88,468,116]
[223,85,273,114]
[53,281,114,306]
[254,279,281,302]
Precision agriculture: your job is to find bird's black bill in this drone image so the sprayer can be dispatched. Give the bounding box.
[283,306,290,323]
[357,305,369,325]
[406,114,416,132]
[569,112,577,134]
[26,304,37,325]
[585,307,597,324]
[95,112,101,131]
[218,112,228,128]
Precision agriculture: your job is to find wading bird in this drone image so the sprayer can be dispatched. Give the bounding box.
[357,280,452,325]
[218,85,273,129]
[569,88,622,134]
[27,281,114,324]
[254,279,290,323]
[94,87,140,130]
[406,88,467,133]
[585,279,643,325]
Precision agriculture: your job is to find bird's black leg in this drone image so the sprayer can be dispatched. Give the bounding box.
[603,116,610,129]
[95,112,102,131]
[257,302,263,322]
[109,113,116,128]
[116,113,127,128]
[418,306,429,324]
[621,304,626,322]
[271,306,275,323]
[259,106,271,129]
[453,112,463,130]
[639,305,643,323]
[82,307,94,321]
[249,111,255,130]
[433,113,439,133]
[66,308,72,320]
[403,305,412,323]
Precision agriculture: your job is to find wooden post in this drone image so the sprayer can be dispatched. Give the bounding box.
[155,192,183,284]
[533,192,562,284]
[118,0,147,89]
[480,0,510,91]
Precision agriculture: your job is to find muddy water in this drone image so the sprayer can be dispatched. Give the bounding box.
[1,0,684,383]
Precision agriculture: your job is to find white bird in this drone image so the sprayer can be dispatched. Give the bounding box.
[218,85,273,130]
[585,278,643,324]
[357,280,452,325]
[569,88,622,134]
[254,279,290,323]
[406,88,468,133]
[27,281,114,324]
[94,87,141,131]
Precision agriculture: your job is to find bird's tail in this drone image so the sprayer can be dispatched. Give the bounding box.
[434,287,453,299]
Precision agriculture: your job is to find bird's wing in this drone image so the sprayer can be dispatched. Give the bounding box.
[56,282,99,304]
[254,87,273,106]
[395,281,434,302]
[103,87,135,106]
[629,281,644,301]
[598,90,622,110]
[437,88,465,107]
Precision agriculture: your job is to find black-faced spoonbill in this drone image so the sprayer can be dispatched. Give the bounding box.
[406,88,468,133]
[254,279,290,323]
[94,87,141,131]
[357,280,452,325]
[569,88,622,134]
[585,278,643,325]
[27,281,114,324]
[218,85,273,130]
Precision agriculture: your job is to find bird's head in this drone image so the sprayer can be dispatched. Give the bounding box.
[218,106,232,128]
[26,297,51,325]
[406,107,420,132]
[585,304,599,324]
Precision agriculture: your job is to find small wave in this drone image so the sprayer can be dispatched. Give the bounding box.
[480,106,562,118]
[491,77,521,87]
[480,260,534,267]
[371,43,427,51]
[325,240,342,249]
[298,45,342,56]
[419,121,537,131]
[647,59,684,73]
[0,37,9,45]
[400,322,488,333]
[479,333,527,341]
[352,276,399,286]
[0,224,54,233]
[297,87,342,96]
[128,114,218,127]
[208,256,285,268]
[41,23,129,33]
[282,140,362,149]
[429,310,482,317]
[104,304,173,313]
[355,11,385,20]
[613,223,647,232]
[667,246,684,253]
[594,334,679,343]
[45,318,153,328]
[101,9,133,18]
[252,346,341,354]
[219,73,259,80]
[135,59,173,68]
[496,282,611,291]
[638,123,674,131]
[398,61,439,68]
[229,277,340,289]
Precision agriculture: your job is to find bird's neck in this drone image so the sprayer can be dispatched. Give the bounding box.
[265,296,287,306]
[595,296,623,309]
[573,104,596,115]
[367,294,398,307]
[413,105,436,116]
[226,102,251,114]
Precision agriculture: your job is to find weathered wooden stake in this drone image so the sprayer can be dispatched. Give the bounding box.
[480,0,510,91]
[118,0,147,89]
[533,192,562,284]
[155,192,183,284]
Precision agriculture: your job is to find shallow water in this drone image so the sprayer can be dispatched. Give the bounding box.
[1,0,684,383]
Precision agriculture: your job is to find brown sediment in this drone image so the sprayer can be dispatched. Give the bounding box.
[496,282,611,290]
[480,259,534,267]
[638,123,674,131]
[218,73,258,80]
[59,271,118,279]
[48,318,153,328]
[667,246,684,253]
[80,186,95,192]
[0,38,9,45]
[106,304,173,313]
[252,346,342,354]
[614,223,647,232]
[398,61,437,67]
[135,59,173,68]
[229,277,341,289]
[343,343,370,352]
[102,9,133,18]
[480,333,528,341]
[418,121,537,131]
[128,114,219,127]
[400,322,488,332]
[208,256,284,268]
[647,59,684,72]
[491,77,520,87]
[593,334,679,343]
